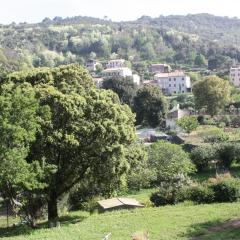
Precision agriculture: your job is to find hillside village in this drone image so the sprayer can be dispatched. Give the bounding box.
[2,8,240,240]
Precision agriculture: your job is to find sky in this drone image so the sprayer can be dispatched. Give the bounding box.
[1,0,240,24]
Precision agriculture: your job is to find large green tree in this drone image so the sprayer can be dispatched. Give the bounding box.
[0,82,53,226]
[5,65,137,225]
[102,77,138,106]
[193,76,231,116]
[133,85,168,127]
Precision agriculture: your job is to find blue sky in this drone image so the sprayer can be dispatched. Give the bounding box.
[1,0,240,24]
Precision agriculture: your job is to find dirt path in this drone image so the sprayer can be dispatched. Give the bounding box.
[192,219,240,240]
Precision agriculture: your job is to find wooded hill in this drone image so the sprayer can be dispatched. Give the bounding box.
[1,13,240,71]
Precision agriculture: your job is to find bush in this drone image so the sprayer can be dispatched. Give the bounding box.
[203,132,229,143]
[221,115,231,127]
[190,145,215,171]
[210,178,240,203]
[197,115,205,125]
[188,185,215,204]
[187,177,240,204]
[217,122,226,128]
[231,116,240,128]
[150,187,187,206]
[203,118,217,126]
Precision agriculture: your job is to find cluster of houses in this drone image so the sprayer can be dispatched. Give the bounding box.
[86,59,192,95]
[86,59,140,88]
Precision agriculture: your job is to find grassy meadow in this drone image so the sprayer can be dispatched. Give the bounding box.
[1,202,240,240]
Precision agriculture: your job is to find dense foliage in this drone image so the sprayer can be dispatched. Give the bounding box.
[102,77,138,106]
[134,85,168,127]
[177,116,199,134]
[0,64,138,226]
[1,14,240,71]
[148,141,194,186]
[193,76,231,116]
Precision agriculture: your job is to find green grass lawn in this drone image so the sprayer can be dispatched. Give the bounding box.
[1,202,240,240]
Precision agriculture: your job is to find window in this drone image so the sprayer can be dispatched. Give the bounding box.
[182,91,185,93]
[169,84,171,87]
[182,77,184,80]
[174,84,176,87]
[182,83,185,86]
[174,78,176,81]
[169,78,171,81]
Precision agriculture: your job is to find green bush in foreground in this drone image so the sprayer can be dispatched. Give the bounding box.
[211,178,240,203]
[151,177,240,207]
[187,185,215,204]
[150,187,187,206]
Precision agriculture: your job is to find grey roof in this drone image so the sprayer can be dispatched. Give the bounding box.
[97,197,144,210]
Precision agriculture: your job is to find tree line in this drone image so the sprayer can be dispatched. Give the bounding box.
[1,14,240,71]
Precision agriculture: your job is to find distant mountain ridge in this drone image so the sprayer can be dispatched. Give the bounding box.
[0,13,240,71]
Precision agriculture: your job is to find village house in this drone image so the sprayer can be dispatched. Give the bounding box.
[102,67,132,78]
[154,71,191,94]
[230,67,240,88]
[149,63,171,74]
[106,59,125,68]
[102,67,140,85]
[166,104,190,129]
[85,59,101,71]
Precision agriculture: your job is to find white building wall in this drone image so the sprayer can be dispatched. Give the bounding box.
[133,74,140,85]
[230,67,240,88]
[154,75,191,94]
[102,67,133,79]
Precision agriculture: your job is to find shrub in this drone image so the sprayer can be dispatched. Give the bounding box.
[203,132,229,143]
[221,115,231,127]
[215,143,240,169]
[203,118,217,126]
[197,115,204,125]
[150,188,176,206]
[231,116,240,128]
[210,178,240,203]
[190,145,215,171]
[188,185,215,204]
[148,141,194,186]
[177,116,199,134]
[150,187,187,206]
[217,122,226,128]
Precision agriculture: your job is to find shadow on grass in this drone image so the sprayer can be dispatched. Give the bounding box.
[0,214,87,238]
[191,165,240,183]
[186,218,240,240]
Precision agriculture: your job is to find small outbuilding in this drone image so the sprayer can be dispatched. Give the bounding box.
[97,197,144,212]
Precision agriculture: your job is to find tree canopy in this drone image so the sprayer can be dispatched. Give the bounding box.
[177,116,199,134]
[133,85,168,127]
[102,77,138,106]
[148,141,194,186]
[193,76,231,116]
[1,64,137,226]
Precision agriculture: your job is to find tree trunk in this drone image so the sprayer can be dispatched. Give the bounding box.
[48,189,59,227]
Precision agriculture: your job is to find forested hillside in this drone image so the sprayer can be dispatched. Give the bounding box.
[1,13,240,71]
